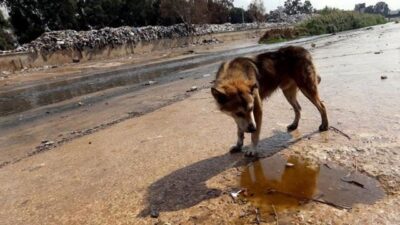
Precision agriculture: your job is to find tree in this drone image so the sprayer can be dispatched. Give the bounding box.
[354,3,366,13]
[160,0,209,25]
[5,0,44,44]
[302,0,313,14]
[208,0,234,24]
[0,10,14,50]
[284,0,303,15]
[41,0,79,30]
[374,1,389,16]
[364,5,374,14]
[230,7,252,23]
[247,0,266,22]
[77,0,125,29]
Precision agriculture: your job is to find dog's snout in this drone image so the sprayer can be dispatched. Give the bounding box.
[246,124,257,133]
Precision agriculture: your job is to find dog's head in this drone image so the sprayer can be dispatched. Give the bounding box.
[211,59,258,133]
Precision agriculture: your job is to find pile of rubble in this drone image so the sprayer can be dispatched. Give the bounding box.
[268,7,313,23]
[11,23,280,53]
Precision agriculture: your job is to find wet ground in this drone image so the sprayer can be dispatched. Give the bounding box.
[0,23,400,224]
[239,155,384,214]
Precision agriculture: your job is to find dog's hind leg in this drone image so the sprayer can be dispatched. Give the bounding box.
[299,85,329,132]
[282,84,302,131]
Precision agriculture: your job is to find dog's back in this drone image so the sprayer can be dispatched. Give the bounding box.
[254,46,319,98]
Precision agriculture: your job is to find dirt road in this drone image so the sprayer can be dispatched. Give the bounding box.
[0,23,399,224]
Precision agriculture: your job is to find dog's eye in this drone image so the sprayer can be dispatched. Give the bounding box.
[235,112,245,117]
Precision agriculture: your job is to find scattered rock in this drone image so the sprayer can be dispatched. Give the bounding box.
[72,58,80,63]
[150,208,160,218]
[78,102,84,106]
[268,8,313,23]
[311,43,316,48]
[202,74,211,78]
[187,86,198,92]
[286,162,295,167]
[374,51,381,54]
[144,80,157,86]
[381,75,388,80]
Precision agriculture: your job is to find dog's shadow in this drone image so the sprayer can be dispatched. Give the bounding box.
[138,130,298,217]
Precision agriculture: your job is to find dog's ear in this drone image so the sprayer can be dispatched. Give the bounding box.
[211,87,228,104]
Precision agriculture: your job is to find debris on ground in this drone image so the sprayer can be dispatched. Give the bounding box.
[187,86,198,92]
[41,140,55,146]
[150,208,160,218]
[6,23,289,54]
[381,75,388,80]
[230,189,244,201]
[286,162,295,167]
[267,8,313,23]
[144,80,157,86]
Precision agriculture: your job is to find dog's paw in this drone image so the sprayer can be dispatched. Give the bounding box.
[244,146,258,157]
[319,124,329,132]
[287,123,298,131]
[229,145,242,154]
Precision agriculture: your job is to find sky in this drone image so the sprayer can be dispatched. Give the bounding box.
[234,0,400,11]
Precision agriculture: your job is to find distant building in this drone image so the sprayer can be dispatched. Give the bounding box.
[387,10,400,18]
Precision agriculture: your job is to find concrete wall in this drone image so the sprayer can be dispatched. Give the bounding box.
[0,29,266,73]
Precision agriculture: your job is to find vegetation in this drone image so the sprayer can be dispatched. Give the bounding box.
[258,28,299,44]
[0,11,13,50]
[259,8,387,44]
[297,8,387,36]
[283,0,314,15]
[247,0,266,22]
[354,2,390,16]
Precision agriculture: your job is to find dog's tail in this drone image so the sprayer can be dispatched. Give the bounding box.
[317,75,321,84]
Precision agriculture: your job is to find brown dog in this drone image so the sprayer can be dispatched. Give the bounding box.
[211,46,328,156]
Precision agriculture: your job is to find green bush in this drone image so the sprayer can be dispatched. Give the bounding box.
[296,8,387,36]
[259,27,300,44]
[259,9,386,44]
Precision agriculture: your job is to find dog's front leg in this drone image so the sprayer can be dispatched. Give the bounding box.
[230,128,244,153]
[246,92,263,157]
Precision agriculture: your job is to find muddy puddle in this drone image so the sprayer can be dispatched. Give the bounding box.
[239,155,384,214]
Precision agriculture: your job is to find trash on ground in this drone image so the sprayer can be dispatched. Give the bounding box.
[187,86,198,92]
[144,80,157,86]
